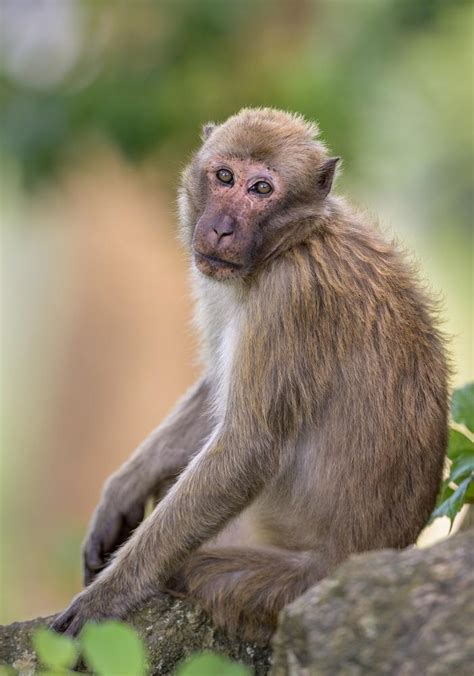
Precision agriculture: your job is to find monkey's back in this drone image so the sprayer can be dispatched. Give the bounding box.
[244,206,449,561]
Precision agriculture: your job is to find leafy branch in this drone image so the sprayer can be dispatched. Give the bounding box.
[430,382,474,528]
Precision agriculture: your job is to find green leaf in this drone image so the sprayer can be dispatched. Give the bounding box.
[467,478,474,502]
[447,427,474,463]
[451,382,474,432]
[81,621,147,676]
[447,428,474,490]
[450,456,474,484]
[430,475,474,525]
[176,652,251,676]
[0,666,16,676]
[33,627,78,670]
[436,477,454,505]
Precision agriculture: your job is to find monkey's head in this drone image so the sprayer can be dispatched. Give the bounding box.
[179,108,339,281]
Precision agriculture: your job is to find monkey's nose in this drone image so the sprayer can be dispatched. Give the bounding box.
[212,215,235,242]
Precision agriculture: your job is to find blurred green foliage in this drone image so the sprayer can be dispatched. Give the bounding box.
[34,627,79,674]
[33,621,147,675]
[176,651,250,676]
[32,622,249,676]
[0,0,472,205]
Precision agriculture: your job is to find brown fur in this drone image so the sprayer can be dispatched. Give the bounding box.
[52,108,449,642]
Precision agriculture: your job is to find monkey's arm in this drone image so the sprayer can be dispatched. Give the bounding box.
[52,407,278,636]
[83,377,213,585]
[52,261,309,636]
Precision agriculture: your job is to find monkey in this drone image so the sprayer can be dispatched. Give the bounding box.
[52,108,449,641]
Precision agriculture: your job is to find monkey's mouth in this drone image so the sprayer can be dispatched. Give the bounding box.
[194,251,243,271]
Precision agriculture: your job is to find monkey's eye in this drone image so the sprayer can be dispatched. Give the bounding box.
[250,180,273,196]
[216,168,234,184]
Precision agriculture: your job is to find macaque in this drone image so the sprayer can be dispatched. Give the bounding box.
[52,108,449,640]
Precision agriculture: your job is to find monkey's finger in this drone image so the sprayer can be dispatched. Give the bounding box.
[84,536,105,569]
[83,533,111,587]
[50,603,77,633]
[83,502,145,587]
[83,513,130,587]
[83,562,104,587]
[102,501,145,553]
[100,513,126,554]
[83,539,107,587]
[83,515,123,578]
[62,614,87,638]
[124,501,145,529]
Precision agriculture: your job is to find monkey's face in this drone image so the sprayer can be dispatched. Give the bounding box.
[192,157,283,280]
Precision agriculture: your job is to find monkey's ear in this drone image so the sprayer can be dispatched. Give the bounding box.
[317,157,340,199]
[201,122,217,141]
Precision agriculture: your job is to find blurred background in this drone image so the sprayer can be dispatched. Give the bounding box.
[0,0,472,624]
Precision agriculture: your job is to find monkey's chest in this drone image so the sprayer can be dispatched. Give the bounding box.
[212,316,242,413]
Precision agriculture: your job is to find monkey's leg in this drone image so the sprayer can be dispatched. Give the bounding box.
[83,376,213,585]
[176,546,330,642]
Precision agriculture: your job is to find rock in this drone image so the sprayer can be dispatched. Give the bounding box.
[2,532,473,675]
[272,530,474,675]
[0,594,271,675]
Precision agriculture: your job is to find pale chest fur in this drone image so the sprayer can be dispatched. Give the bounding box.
[193,270,245,418]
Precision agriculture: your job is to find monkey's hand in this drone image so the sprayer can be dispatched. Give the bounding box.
[83,492,145,586]
[50,575,134,637]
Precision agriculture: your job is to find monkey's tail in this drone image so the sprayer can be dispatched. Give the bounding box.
[174,546,327,641]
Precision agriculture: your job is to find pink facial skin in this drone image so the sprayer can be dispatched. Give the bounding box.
[192,158,283,280]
